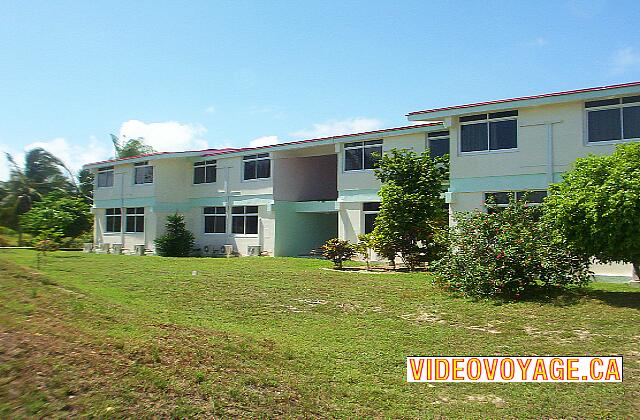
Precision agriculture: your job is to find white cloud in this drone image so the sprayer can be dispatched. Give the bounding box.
[291,117,383,139]
[249,135,280,148]
[610,47,640,75]
[118,120,209,152]
[204,106,216,114]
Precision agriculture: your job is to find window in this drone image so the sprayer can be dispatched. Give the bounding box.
[427,131,450,158]
[460,110,518,152]
[243,154,270,180]
[194,160,217,184]
[586,96,640,143]
[134,162,153,184]
[125,207,145,232]
[363,202,380,234]
[105,208,121,232]
[344,139,383,171]
[484,190,547,213]
[97,166,114,188]
[231,206,258,234]
[204,206,226,233]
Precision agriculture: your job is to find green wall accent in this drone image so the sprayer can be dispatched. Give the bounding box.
[94,197,155,208]
[449,172,565,193]
[338,189,380,202]
[294,201,338,212]
[273,201,337,256]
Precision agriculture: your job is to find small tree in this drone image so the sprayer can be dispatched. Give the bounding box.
[372,149,449,270]
[544,142,640,281]
[111,134,155,159]
[434,197,591,299]
[354,233,375,270]
[20,193,92,241]
[321,238,355,269]
[154,213,195,257]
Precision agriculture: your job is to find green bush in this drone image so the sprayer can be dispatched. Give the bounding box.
[434,197,591,299]
[154,213,195,257]
[0,235,9,247]
[321,238,355,269]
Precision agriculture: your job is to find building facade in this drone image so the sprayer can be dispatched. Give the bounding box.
[85,82,640,276]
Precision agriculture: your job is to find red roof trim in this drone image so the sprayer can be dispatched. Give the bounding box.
[85,122,442,166]
[407,81,640,116]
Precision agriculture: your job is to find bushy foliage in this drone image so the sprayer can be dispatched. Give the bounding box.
[20,193,92,240]
[154,213,195,257]
[544,142,640,279]
[111,134,155,158]
[372,149,449,270]
[434,198,591,299]
[321,238,355,269]
[354,233,374,270]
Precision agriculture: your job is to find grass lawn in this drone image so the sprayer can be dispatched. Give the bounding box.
[0,249,638,418]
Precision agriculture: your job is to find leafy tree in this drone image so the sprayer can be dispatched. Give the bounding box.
[20,192,92,240]
[321,238,355,269]
[154,213,195,257]
[544,142,640,280]
[435,196,591,299]
[371,149,449,270]
[111,134,155,158]
[0,148,75,244]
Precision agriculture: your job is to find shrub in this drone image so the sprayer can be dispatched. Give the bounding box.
[354,234,374,270]
[321,238,355,269]
[0,235,9,247]
[154,213,195,257]
[434,197,591,299]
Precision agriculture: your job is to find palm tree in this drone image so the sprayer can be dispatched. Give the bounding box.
[111,134,155,158]
[0,148,74,244]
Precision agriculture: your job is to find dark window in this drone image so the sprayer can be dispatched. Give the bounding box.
[134,165,153,184]
[489,119,518,150]
[231,206,259,234]
[428,131,450,158]
[623,106,640,140]
[588,108,621,142]
[204,206,226,233]
[125,207,144,232]
[105,208,121,232]
[585,98,620,108]
[363,202,380,234]
[97,167,114,187]
[461,111,517,152]
[459,113,487,123]
[485,190,547,211]
[243,154,270,180]
[622,95,640,104]
[460,123,488,152]
[194,161,216,184]
[344,140,382,171]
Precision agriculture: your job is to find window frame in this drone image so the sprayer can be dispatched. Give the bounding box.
[242,153,271,181]
[96,166,114,188]
[193,160,217,185]
[458,111,519,155]
[362,202,381,234]
[203,206,227,234]
[584,96,640,145]
[426,130,450,158]
[483,190,547,213]
[104,208,121,233]
[343,139,383,172]
[231,206,259,235]
[125,207,145,233]
[133,162,154,185]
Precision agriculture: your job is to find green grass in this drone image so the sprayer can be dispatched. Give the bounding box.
[0,249,638,418]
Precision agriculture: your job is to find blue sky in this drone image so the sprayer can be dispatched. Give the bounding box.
[1,0,640,179]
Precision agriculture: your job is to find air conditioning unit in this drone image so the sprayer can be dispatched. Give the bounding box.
[134,245,146,256]
[83,243,93,253]
[223,244,234,257]
[99,243,111,254]
[112,243,123,255]
[247,246,262,256]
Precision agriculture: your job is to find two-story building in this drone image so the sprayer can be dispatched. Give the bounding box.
[85,81,640,278]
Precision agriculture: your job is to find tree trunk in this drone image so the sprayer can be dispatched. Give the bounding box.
[632,262,640,285]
